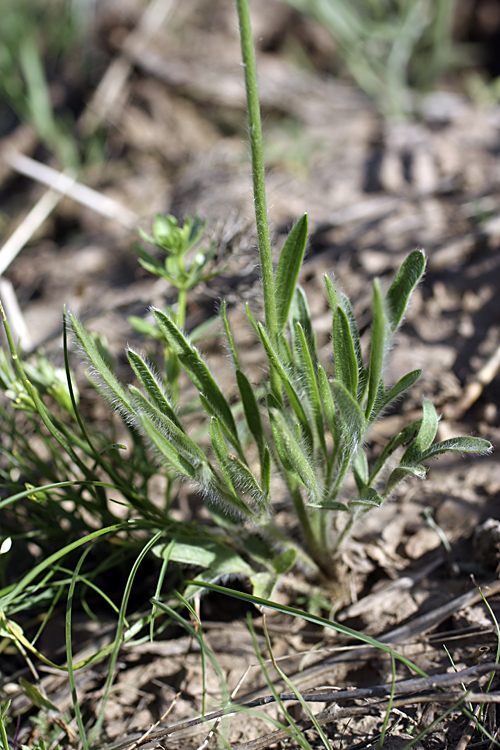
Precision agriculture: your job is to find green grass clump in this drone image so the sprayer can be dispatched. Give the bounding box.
[278,0,471,118]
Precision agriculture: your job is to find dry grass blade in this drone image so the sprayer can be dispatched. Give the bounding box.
[3,150,138,227]
[239,579,500,697]
[0,179,69,276]
[102,662,500,750]
[230,692,500,750]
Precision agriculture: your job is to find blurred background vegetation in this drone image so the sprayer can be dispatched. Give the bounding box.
[1,0,500,168]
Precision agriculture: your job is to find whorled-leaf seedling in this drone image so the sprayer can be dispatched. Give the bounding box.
[1,0,491,593]
[67,0,492,584]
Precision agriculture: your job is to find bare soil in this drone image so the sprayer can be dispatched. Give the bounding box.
[1,1,500,748]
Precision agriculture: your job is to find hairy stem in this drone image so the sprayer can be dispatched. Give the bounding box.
[235,0,277,343]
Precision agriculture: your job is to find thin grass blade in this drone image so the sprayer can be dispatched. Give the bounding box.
[188,581,429,677]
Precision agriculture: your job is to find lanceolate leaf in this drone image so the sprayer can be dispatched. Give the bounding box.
[352,447,369,490]
[369,420,421,484]
[331,379,365,450]
[155,536,254,598]
[210,417,238,497]
[211,419,266,510]
[199,394,243,457]
[154,536,253,577]
[324,274,337,310]
[127,349,182,429]
[377,369,422,417]
[308,499,349,511]
[258,323,313,447]
[152,308,240,449]
[131,387,207,465]
[419,436,492,462]
[295,322,325,454]
[221,301,240,369]
[365,278,387,419]
[348,487,384,509]
[275,213,309,331]
[261,446,271,497]
[384,464,427,496]
[290,286,316,364]
[69,312,134,416]
[318,365,337,445]
[333,306,359,398]
[337,293,363,377]
[226,454,267,509]
[138,413,198,479]
[402,397,438,464]
[236,369,264,455]
[329,380,366,495]
[386,249,426,333]
[269,407,321,503]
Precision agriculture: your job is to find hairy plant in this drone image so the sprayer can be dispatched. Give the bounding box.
[0,0,492,598]
[65,1,491,585]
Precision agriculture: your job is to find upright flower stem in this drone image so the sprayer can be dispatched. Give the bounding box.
[236,0,278,343]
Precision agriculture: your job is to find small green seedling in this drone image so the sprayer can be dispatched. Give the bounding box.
[65,0,493,585]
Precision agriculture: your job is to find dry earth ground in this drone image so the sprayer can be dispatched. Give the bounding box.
[1,1,500,748]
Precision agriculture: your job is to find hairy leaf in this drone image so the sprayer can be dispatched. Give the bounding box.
[127,349,182,429]
[348,487,384,509]
[384,464,426,496]
[258,323,313,447]
[402,397,438,464]
[295,322,326,454]
[365,278,387,419]
[290,285,316,363]
[373,369,422,419]
[236,369,264,455]
[386,249,425,332]
[131,386,207,465]
[333,306,359,397]
[69,312,134,416]
[152,308,240,450]
[268,406,321,503]
[369,420,421,484]
[318,365,337,445]
[275,213,309,331]
[420,436,492,462]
